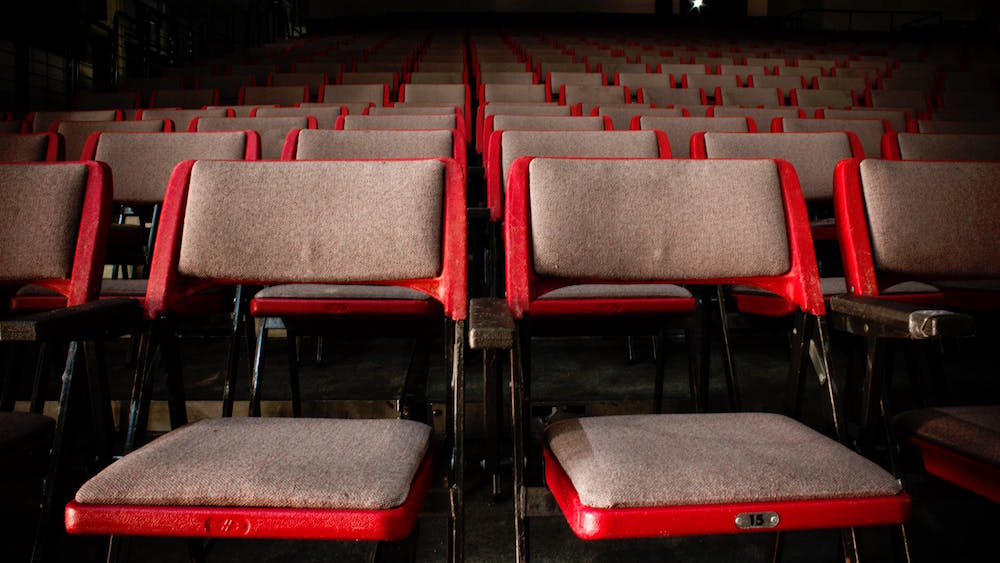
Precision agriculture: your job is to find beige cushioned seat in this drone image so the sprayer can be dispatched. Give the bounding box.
[547,413,902,509]
[74,418,431,510]
[893,406,1000,467]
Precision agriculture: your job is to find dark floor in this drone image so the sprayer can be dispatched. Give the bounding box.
[2,310,999,562]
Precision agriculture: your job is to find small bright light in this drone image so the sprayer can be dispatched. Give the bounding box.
[692,0,704,8]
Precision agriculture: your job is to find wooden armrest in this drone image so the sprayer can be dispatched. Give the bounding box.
[829,294,975,340]
[0,298,143,342]
[468,297,514,350]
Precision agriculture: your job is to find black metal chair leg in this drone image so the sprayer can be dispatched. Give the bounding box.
[447,319,465,563]
[249,321,268,417]
[124,325,160,453]
[160,327,188,430]
[29,342,49,413]
[716,285,742,412]
[286,330,302,417]
[483,347,502,499]
[511,327,528,563]
[653,331,665,413]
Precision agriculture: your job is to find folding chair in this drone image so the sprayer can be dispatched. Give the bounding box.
[691,131,864,317]
[791,88,859,108]
[338,72,398,97]
[397,83,472,141]
[478,156,909,562]
[657,63,708,87]
[483,115,611,164]
[64,158,467,562]
[547,71,605,97]
[337,114,460,136]
[1,161,139,562]
[0,132,61,162]
[407,71,465,84]
[709,105,806,123]
[559,84,629,114]
[866,89,934,119]
[882,132,1000,161]
[480,83,550,105]
[831,158,1000,501]
[281,128,466,171]
[683,74,739,103]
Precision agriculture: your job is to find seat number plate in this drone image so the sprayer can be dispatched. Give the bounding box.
[735,511,779,529]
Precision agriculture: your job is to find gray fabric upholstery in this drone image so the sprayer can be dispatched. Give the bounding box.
[823,108,909,132]
[291,129,453,160]
[483,103,570,120]
[683,74,740,93]
[32,109,118,133]
[658,63,708,82]
[917,120,1000,134]
[321,84,385,105]
[493,115,606,132]
[196,74,254,101]
[893,406,1000,467]
[616,73,670,95]
[718,64,766,79]
[547,413,902,508]
[703,132,853,201]
[0,163,88,281]
[242,85,307,106]
[57,119,167,161]
[342,114,456,131]
[815,77,868,91]
[527,158,790,279]
[207,105,269,118]
[93,131,250,203]
[402,84,465,109]
[500,130,661,186]
[794,89,855,108]
[479,72,535,85]
[598,106,684,129]
[539,284,692,299]
[196,116,307,159]
[254,284,430,300]
[747,75,805,92]
[366,106,454,116]
[255,106,342,129]
[484,84,547,103]
[150,89,217,109]
[712,106,801,124]
[178,160,445,282]
[407,72,465,84]
[549,72,604,95]
[870,89,931,113]
[74,417,431,510]
[859,159,1000,277]
[638,87,703,108]
[0,134,51,162]
[339,72,395,90]
[781,117,885,157]
[719,87,782,107]
[895,133,1000,161]
[139,108,230,130]
[562,85,627,113]
[638,116,750,158]
[779,66,823,80]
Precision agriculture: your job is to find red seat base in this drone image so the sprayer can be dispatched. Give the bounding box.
[543,446,910,540]
[65,450,433,542]
[905,436,1000,503]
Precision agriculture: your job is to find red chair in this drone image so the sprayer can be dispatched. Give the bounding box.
[64,158,468,562]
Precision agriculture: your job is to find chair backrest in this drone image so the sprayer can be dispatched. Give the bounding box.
[834,158,1000,297]
[792,88,857,108]
[634,116,755,158]
[683,74,740,99]
[503,157,822,317]
[0,133,60,162]
[0,161,111,306]
[282,128,464,170]
[776,116,889,158]
[192,116,313,159]
[479,71,536,86]
[748,74,807,93]
[30,109,121,134]
[560,84,629,113]
[694,131,863,202]
[239,85,310,107]
[339,114,457,132]
[547,71,604,96]
[54,119,171,161]
[815,76,869,92]
[269,72,328,100]
[915,119,1000,134]
[883,132,1000,161]
[149,88,220,109]
[486,130,670,221]
[137,107,233,130]
[717,87,783,107]
[868,89,933,115]
[636,86,704,107]
[145,159,466,320]
[83,130,260,204]
[659,63,708,86]
[491,115,610,133]
[483,83,549,104]
[615,73,670,95]
[777,66,823,81]
[253,105,343,129]
[822,108,910,133]
[319,83,389,106]
[338,72,397,95]
[595,105,686,130]
[398,83,471,134]
[407,71,465,84]
[710,105,805,124]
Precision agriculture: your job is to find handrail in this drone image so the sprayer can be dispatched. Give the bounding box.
[786,8,944,33]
